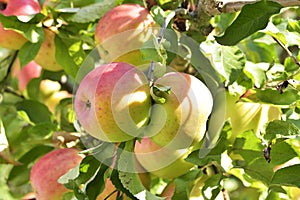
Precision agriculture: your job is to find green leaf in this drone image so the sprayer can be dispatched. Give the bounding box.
[18,40,43,67]
[255,88,300,105]
[172,170,201,200]
[68,0,117,23]
[269,141,298,167]
[244,157,274,185]
[16,100,53,124]
[27,122,57,140]
[54,35,80,79]
[271,164,300,187]
[202,174,223,199]
[264,120,300,143]
[118,140,164,200]
[215,1,282,45]
[86,162,110,200]
[244,62,268,88]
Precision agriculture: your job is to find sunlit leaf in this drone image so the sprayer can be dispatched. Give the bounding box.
[215,1,282,45]
[271,164,300,187]
[264,120,300,143]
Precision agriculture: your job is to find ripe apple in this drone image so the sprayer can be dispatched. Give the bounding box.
[226,92,281,141]
[146,72,213,149]
[134,137,195,179]
[11,59,42,91]
[34,28,63,71]
[30,148,83,200]
[74,62,151,142]
[94,4,157,66]
[0,0,41,49]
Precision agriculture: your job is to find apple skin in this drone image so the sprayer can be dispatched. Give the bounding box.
[74,62,151,142]
[0,0,41,49]
[34,28,63,71]
[146,72,213,149]
[94,4,157,66]
[11,59,42,91]
[135,137,195,179]
[30,148,83,200]
[225,92,281,141]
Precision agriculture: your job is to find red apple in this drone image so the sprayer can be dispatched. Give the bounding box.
[0,0,41,49]
[74,62,151,142]
[94,4,157,66]
[34,28,63,71]
[135,137,195,179]
[30,148,83,200]
[11,59,42,91]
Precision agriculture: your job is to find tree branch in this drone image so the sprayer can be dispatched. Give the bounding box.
[198,0,300,16]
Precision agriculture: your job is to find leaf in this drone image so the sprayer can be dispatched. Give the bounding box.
[54,35,80,79]
[0,119,8,152]
[68,0,117,23]
[86,162,110,200]
[18,40,43,67]
[16,100,53,124]
[269,141,298,167]
[254,88,300,105]
[263,120,300,144]
[244,62,268,88]
[27,122,58,140]
[215,1,282,45]
[271,164,300,187]
[118,140,164,200]
[244,157,274,185]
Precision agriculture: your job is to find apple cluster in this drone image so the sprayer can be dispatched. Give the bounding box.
[74,3,214,182]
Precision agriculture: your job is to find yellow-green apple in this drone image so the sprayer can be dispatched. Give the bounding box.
[146,72,213,149]
[94,4,157,66]
[39,79,72,113]
[11,59,42,91]
[225,91,281,142]
[30,148,83,200]
[34,28,63,71]
[0,0,41,49]
[134,137,195,179]
[74,62,151,142]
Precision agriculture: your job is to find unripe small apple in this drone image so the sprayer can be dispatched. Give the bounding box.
[135,137,195,179]
[94,4,157,66]
[74,62,151,142]
[30,148,83,200]
[0,0,41,49]
[34,28,63,71]
[11,59,42,91]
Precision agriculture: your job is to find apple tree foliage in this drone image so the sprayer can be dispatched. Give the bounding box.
[0,0,300,199]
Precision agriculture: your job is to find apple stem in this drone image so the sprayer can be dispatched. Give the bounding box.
[147,8,186,85]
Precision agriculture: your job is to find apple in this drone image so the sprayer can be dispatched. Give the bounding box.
[146,72,213,149]
[11,59,42,91]
[34,28,63,71]
[94,4,157,66]
[134,137,195,179]
[225,92,281,141]
[0,0,41,49]
[74,62,151,142]
[30,148,83,200]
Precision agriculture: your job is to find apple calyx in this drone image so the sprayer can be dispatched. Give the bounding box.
[0,2,6,11]
[150,84,171,104]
